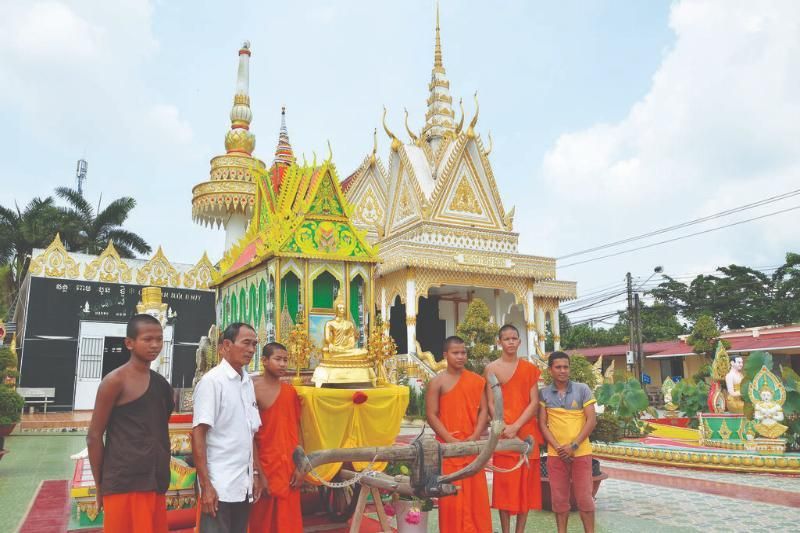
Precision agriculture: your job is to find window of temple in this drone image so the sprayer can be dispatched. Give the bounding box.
[281,272,301,322]
[312,271,340,309]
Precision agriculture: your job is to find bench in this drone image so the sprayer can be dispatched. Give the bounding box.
[17,387,56,414]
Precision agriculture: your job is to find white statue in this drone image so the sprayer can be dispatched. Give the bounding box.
[725,356,745,413]
[753,387,786,439]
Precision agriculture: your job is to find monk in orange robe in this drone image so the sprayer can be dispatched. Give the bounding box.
[426,335,492,533]
[249,343,303,532]
[485,325,543,533]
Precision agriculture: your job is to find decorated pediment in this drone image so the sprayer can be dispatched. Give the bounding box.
[29,233,80,279]
[183,252,216,289]
[430,139,505,230]
[136,247,180,287]
[386,168,425,236]
[84,241,133,283]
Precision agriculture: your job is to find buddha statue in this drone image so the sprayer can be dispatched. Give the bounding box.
[753,386,787,439]
[724,356,745,413]
[312,294,376,387]
[321,295,369,361]
[662,377,678,415]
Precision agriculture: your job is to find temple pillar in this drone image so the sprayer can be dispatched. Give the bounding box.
[535,304,546,354]
[494,289,502,326]
[551,307,561,351]
[406,276,417,354]
[380,286,387,325]
[525,286,536,360]
[224,213,249,251]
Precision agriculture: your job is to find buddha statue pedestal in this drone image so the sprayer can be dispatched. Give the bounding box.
[311,295,376,388]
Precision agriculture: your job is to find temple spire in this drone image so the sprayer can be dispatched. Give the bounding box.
[273,106,295,167]
[422,2,455,145]
[225,41,255,155]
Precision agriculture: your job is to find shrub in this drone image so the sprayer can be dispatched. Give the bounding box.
[595,378,654,436]
[542,355,598,390]
[671,379,710,427]
[590,411,623,443]
[0,386,24,425]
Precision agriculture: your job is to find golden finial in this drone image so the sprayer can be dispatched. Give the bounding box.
[382,106,402,152]
[467,92,479,139]
[454,98,464,136]
[485,131,493,155]
[369,128,378,163]
[404,108,418,142]
[326,140,333,163]
[434,1,443,69]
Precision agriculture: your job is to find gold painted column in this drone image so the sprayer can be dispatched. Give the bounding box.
[525,284,536,361]
[406,272,417,355]
[551,307,561,351]
[535,303,546,354]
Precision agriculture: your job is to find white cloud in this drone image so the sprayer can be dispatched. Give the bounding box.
[538,0,800,289]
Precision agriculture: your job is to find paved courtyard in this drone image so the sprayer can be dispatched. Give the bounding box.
[1,432,799,532]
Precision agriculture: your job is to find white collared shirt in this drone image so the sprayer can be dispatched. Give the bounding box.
[192,358,261,503]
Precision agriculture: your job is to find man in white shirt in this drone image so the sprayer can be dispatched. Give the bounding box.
[192,322,263,533]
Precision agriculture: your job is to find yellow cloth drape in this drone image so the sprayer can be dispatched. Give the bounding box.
[296,384,409,483]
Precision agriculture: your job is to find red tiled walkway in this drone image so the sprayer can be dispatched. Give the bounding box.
[604,466,800,508]
[18,480,70,533]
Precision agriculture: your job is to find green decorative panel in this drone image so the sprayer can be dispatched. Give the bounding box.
[281,272,300,323]
[231,293,238,323]
[307,174,345,216]
[312,271,339,309]
[240,288,250,324]
[350,276,363,330]
[281,220,371,258]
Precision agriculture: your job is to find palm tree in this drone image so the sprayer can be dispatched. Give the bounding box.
[55,187,151,258]
[0,197,65,309]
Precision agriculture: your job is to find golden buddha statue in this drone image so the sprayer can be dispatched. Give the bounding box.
[322,295,369,361]
[724,356,745,413]
[311,295,376,388]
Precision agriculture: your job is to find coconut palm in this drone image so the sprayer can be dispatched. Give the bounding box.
[55,187,151,258]
[0,196,64,295]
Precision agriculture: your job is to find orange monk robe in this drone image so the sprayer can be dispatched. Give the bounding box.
[103,491,168,533]
[248,383,303,533]
[492,359,544,513]
[436,370,492,533]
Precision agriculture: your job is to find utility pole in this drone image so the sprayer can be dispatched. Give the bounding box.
[634,293,643,383]
[626,272,635,374]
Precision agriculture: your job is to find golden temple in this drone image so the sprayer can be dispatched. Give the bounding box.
[191,7,576,376]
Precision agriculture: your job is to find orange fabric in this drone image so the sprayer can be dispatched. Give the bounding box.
[492,360,543,513]
[102,491,167,533]
[436,371,492,533]
[248,383,303,532]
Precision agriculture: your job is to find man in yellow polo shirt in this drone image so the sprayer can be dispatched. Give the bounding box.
[539,351,597,533]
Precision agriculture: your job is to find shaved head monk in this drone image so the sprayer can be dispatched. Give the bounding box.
[426,335,491,532]
[484,324,544,533]
[248,342,304,532]
[87,314,174,533]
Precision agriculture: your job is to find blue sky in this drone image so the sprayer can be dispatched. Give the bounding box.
[2,1,798,325]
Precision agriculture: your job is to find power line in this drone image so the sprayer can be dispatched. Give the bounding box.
[560,204,800,269]
[557,188,800,260]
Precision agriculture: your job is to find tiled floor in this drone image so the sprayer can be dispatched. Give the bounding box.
[0,434,87,532]
[3,431,800,532]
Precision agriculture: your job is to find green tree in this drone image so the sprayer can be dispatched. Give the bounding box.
[456,299,498,371]
[0,197,64,303]
[649,254,800,329]
[687,314,725,355]
[55,187,151,258]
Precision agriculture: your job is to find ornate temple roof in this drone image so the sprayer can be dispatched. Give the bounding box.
[214,147,379,284]
[192,42,265,228]
[341,8,576,300]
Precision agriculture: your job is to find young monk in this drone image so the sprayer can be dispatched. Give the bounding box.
[87,314,174,533]
[484,324,543,533]
[248,342,303,532]
[425,336,491,533]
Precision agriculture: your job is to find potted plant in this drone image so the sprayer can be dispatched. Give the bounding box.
[382,462,433,532]
[0,385,24,437]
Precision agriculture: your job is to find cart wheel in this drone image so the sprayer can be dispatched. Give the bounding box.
[322,481,361,522]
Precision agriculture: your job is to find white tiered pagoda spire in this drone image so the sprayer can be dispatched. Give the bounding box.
[421,3,455,150]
